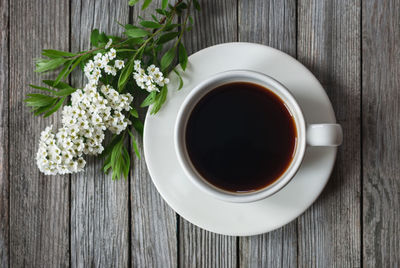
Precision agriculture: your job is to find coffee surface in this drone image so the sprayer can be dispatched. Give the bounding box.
[185,82,297,192]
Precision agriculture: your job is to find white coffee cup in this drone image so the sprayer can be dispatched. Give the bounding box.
[174,70,342,203]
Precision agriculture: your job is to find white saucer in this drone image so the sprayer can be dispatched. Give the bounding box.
[143,43,337,236]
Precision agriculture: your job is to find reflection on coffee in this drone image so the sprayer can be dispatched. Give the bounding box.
[185,82,297,192]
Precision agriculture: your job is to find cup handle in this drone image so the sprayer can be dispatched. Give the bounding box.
[306,124,343,146]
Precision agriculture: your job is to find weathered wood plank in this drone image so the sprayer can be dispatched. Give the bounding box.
[362,0,400,266]
[9,0,70,267]
[130,1,178,267]
[179,1,238,267]
[70,1,130,267]
[130,137,178,268]
[297,0,361,267]
[180,226,237,268]
[238,0,296,56]
[0,0,9,266]
[238,0,298,267]
[240,225,297,268]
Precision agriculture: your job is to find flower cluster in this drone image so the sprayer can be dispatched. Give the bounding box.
[133,60,169,92]
[83,47,125,86]
[36,49,133,175]
[36,125,86,175]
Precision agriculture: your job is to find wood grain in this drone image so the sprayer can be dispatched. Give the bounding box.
[130,1,178,267]
[362,0,400,266]
[238,0,297,56]
[70,1,130,267]
[0,0,9,266]
[3,0,400,266]
[180,226,237,268]
[297,0,361,267]
[179,1,238,267]
[130,136,178,268]
[240,225,297,268]
[9,0,70,267]
[238,0,298,267]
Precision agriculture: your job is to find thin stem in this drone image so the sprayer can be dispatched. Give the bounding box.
[159,0,184,24]
[174,0,193,48]
[129,4,180,61]
[68,0,185,61]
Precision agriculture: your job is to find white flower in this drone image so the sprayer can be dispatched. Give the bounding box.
[132,60,168,93]
[147,64,159,75]
[94,53,102,62]
[107,48,116,60]
[134,60,141,71]
[147,84,158,92]
[104,65,116,76]
[84,60,95,74]
[100,55,110,68]
[114,60,125,69]
[105,38,112,49]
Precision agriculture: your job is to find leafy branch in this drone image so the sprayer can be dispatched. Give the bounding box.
[26,0,200,180]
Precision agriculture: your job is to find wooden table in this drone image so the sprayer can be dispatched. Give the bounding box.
[1,0,399,267]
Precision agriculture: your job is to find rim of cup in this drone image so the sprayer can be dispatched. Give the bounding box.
[174,70,307,203]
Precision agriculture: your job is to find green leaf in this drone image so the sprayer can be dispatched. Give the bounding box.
[118,58,134,91]
[128,130,141,159]
[33,104,54,116]
[24,94,55,107]
[35,58,67,73]
[132,118,144,136]
[103,155,112,173]
[142,0,153,9]
[118,37,145,47]
[151,85,168,114]
[53,88,76,97]
[151,14,159,22]
[98,32,109,44]
[176,2,188,11]
[140,20,161,28]
[64,54,91,78]
[155,44,164,53]
[130,107,139,118]
[101,135,123,158]
[140,91,157,107]
[124,28,149,38]
[156,32,179,44]
[42,49,76,58]
[178,42,188,71]
[160,47,176,71]
[124,24,138,30]
[44,97,65,117]
[173,69,183,90]
[164,23,179,31]
[116,48,136,53]
[111,139,123,179]
[54,60,73,86]
[155,8,167,15]
[128,0,139,6]
[43,80,73,90]
[193,0,201,10]
[90,29,100,46]
[162,0,168,9]
[122,147,130,179]
[29,84,56,93]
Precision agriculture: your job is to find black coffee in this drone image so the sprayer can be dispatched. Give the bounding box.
[185,82,297,192]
